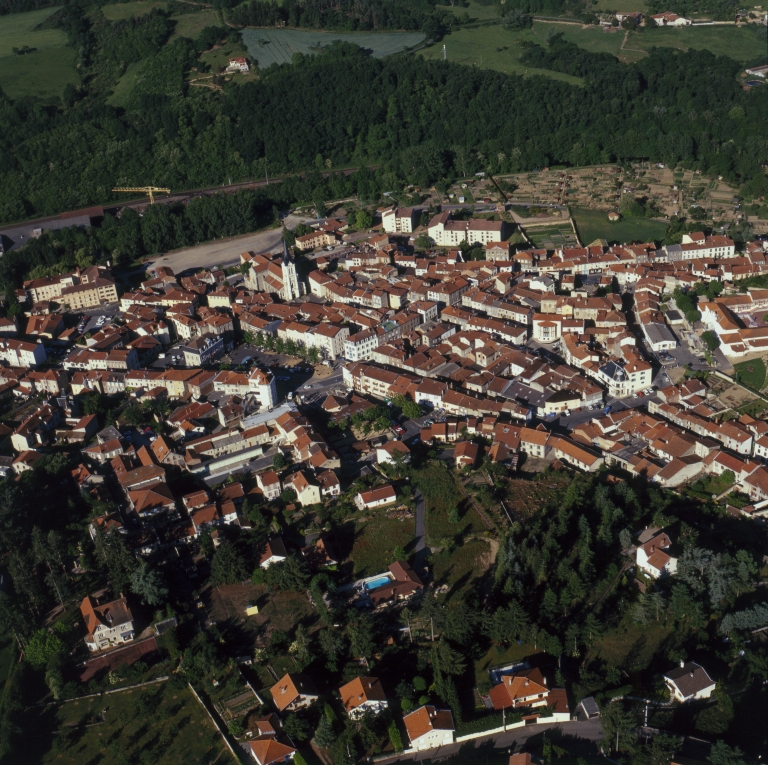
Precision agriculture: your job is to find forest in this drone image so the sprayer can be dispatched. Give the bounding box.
[1,8,767,228]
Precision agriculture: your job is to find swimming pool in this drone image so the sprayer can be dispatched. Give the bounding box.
[365,576,393,591]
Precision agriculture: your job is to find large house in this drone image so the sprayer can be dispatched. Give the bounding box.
[355,484,397,510]
[636,530,677,578]
[339,676,389,719]
[663,662,716,703]
[488,667,549,711]
[269,673,319,713]
[403,705,455,751]
[80,594,135,651]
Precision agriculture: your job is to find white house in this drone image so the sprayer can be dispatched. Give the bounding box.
[354,484,397,510]
[403,705,455,751]
[382,206,418,234]
[228,57,250,72]
[80,594,135,652]
[636,531,677,578]
[258,537,288,569]
[664,662,716,703]
[376,440,411,466]
[339,676,389,720]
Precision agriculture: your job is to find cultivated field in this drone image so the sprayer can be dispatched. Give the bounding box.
[572,206,669,246]
[240,28,424,68]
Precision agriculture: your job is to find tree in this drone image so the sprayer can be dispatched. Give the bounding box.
[130,561,169,606]
[210,542,248,586]
[347,618,375,661]
[600,701,637,753]
[25,628,65,667]
[695,684,734,735]
[355,210,373,229]
[283,713,312,742]
[709,742,747,765]
[272,453,287,470]
[702,331,720,352]
[435,640,466,676]
[414,233,431,250]
[313,715,336,749]
[489,600,529,645]
[392,545,407,561]
[264,555,310,592]
[289,624,313,666]
[319,628,347,671]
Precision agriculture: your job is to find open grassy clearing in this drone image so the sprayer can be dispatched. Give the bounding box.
[241,27,424,68]
[22,682,226,765]
[437,1,504,20]
[0,45,78,100]
[431,537,493,600]
[572,206,668,245]
[333,504,415,580]
[525,222,580,248]
[626,24,767,62]
[106,59,147,107]
[421,24,584,83]
[171,9,222,39]
[100,0,168,20]
[734,358,767,391]
[198,40,258,81]
[592,0,647,12]
[0,6,66,57]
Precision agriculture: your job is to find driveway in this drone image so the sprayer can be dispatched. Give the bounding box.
[375,718,604,763]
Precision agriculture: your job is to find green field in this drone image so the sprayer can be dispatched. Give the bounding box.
[625,25,767,63]
[525,222,580,249]
[171,9,222,40]
[106,59,147,107]
[240,28,425,68]
[571,206,668,246]
[0,6,67,57]
[0,45,78,100]
[21,681,226,765]
[734,358,767,391]
[100,1,168,20]
[0,7,77,99]
[592,0,647,11]
[437,1,503,20]
[421,24,584,83]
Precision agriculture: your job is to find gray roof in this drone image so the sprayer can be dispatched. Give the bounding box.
[643,322,676,345]
[579,697,600,717]
[599,360,627,381]
[664,662,714,697]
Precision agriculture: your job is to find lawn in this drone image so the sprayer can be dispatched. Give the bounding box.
[21,681,227,765]
[592,0,647,11]
[431,537,493,601]
[0,45,78,100]
[240,28,425,68]
[571,206,668,246]
[420,24,584,84]
[626,24,767,63]
[525,222,580,248]
[734,358,767,391]
[198,40,258,81]
[100,0,167,20]
[335,504,415,580]
[0,6,67,57]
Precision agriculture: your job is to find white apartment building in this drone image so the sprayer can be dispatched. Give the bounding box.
[427,212,505,247]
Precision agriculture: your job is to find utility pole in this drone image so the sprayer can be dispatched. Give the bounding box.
[443,44,446,61]
[430,617,434,642]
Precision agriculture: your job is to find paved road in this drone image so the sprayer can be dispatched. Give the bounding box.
[153,214,312,274]
[375,718,604,763]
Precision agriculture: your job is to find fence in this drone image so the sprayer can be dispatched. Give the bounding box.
[188,683,244,764]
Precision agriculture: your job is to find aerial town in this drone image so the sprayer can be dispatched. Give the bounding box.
[1,199,766,764]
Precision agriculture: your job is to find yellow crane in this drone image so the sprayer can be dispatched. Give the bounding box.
[112,186,171,205]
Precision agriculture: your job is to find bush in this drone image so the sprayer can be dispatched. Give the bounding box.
[388,720,403,752]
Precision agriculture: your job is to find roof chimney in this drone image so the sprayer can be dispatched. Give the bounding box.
[680,660,685,668]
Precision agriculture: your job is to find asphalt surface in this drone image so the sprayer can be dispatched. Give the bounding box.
[375,718,604,763]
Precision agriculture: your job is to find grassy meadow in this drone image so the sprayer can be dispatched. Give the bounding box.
[626,24,767,62]
[572,206,669,245]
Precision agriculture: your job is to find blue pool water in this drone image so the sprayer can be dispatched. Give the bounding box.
[365,576,392,591]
